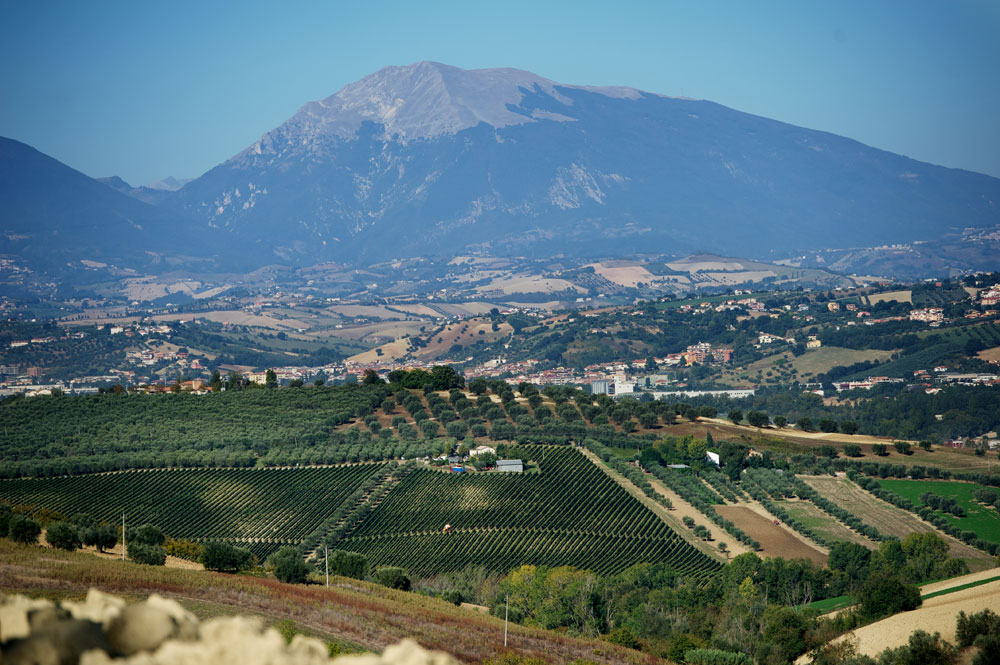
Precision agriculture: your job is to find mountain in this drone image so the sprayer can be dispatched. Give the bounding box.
[170,61,1000,264]
[0,137,221,273]
[147,176,193,191]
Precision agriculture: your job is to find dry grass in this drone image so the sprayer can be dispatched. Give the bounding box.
[837,578,1000,657]
[865,290,912,306]
[0,540,657,665]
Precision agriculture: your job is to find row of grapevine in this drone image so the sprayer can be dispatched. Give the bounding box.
[0,464,387,558]
[341,445,719,576]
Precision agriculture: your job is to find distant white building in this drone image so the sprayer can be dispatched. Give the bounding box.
[706,451,721,467]
[469,445,496,457]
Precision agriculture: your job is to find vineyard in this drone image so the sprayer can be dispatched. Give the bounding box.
[338,445,720,577]
[0,464,389,559]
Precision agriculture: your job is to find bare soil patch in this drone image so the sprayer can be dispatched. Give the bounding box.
[716,505,828,566]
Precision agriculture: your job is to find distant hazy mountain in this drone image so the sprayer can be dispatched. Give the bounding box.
[147,176,192,191]
[0,137,218,273]
[170,61,1000,264]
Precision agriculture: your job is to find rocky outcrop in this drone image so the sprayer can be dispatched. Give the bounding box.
[0,590,457,665]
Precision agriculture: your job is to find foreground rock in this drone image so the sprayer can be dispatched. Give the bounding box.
[0,590,457,665]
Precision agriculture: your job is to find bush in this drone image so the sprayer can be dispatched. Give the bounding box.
[683,650,751,665]
[83,524,119,552]
[844,444,862,457]
[46,521,82,551]
[956,609,1000,648]
[893,441,912,455]
[7,514,41,544]
[269,546,310,584]
[328,549,368,580]
[165,537,203,561]
[0,504,11,536]
[128,523,165,547]
[872,443,887,456]
[128,542,166,566]
[200,541,254,573]
[373,566,411,591]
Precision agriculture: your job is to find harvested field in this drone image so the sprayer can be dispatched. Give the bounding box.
[865,290,912,305]
[715,505,827,566]
[778,500,879,549]
[976,345,1000,364]
[586,262,659,288]
[800,476,994,571]
[837,578,1000,657]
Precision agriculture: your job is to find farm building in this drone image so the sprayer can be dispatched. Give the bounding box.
[495,459,523,473]
[469,445,496,457]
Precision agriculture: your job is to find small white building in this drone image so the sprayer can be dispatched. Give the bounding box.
[469,445,496,457]
[706,451,721,467]
[496,459,523,473]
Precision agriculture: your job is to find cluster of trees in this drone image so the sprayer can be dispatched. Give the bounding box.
[919,491,966,517]
[688,385,1000,442]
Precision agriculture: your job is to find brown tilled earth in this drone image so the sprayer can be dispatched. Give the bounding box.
[799,476,994,571]
[715,505,828,566]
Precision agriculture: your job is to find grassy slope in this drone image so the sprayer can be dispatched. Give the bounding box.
[877,478,1000,544]
[0,540,654,665]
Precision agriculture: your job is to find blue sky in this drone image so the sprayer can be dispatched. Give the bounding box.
[2,1,998,185]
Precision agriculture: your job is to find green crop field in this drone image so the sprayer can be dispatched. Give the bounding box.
[339,445,720,577]
[878,479,1000,544]
[0,464,390,559]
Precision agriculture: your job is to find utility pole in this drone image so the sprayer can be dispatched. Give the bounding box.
[325,546,329,588]
[504,594,509,647]
[121,512,125,561]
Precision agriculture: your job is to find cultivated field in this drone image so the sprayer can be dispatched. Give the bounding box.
[778,499,879,549]
[864,290,912,305]
[799,475,995,570]
[715,504,828,565]
[341,446,718,577]
[0,464,391,560]
[877,478,1000,544]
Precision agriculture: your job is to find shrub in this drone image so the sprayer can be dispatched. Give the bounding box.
[46,521,82,551]
[128,523,165,547]
[328,549,368,580]
[7,514,41,544]
[893,441,912,455]
[373,566,411,591]
[200,541,254,573]
[872,443,887,456]
[269,546,310,584]
[684,648,751,665]
[165,537,203,561]
[83,524,119,552]
[128,542,166,566]
[844,444,862,457]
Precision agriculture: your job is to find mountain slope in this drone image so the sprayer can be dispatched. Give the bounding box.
[0,137,233,273]
[169,61,1000,264]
